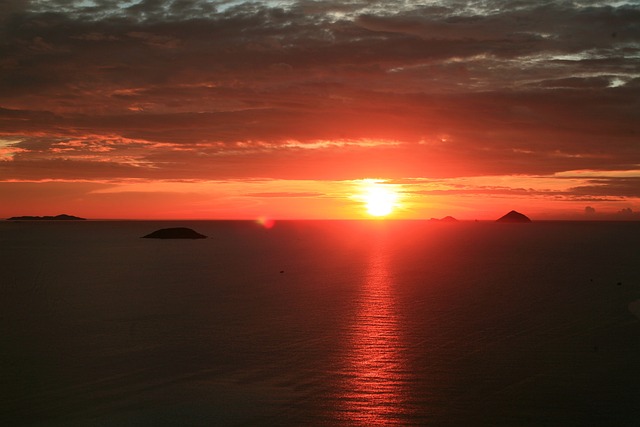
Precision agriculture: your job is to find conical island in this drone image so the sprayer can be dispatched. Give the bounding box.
[142,227,207,239]
[496,210,532,223]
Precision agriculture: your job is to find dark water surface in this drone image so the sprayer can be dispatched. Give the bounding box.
[1,220,640,426]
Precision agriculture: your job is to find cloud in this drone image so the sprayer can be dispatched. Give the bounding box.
[244,191,325,198]
[535,77,613,89]
[568,178,640,198]
[616,207,637,218]
[0,0,638,190]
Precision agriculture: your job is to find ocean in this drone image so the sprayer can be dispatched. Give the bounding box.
[1,220,639,426]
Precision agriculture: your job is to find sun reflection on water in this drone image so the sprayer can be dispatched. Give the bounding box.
[339,240,409,425]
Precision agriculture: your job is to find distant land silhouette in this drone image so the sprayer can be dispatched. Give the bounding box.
[429,216,459,222]
[142,227,207,239]
[496,210,532,223]
[7,214,86,221]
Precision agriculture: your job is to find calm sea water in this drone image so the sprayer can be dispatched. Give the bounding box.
[1,220,639,426]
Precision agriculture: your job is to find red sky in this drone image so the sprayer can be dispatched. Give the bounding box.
[1,0,639,219]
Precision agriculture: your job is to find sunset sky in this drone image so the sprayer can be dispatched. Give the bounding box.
[1,0,639,220]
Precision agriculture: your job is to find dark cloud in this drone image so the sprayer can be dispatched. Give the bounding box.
[535,77,613,89]
[410,183,633,202]
[0,0,639,190]
[580,204,640,220]
[568,178,640,198]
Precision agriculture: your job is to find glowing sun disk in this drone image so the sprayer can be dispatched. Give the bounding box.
[365,187,397,217]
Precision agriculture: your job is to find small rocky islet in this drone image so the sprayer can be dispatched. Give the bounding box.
[142,227,207,239]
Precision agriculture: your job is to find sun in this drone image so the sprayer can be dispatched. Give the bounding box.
[364,185,398,217]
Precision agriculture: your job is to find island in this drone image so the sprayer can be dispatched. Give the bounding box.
[7,214,86,221]
[496,210,532,223]
[142,227,207,239]
[429,216,459,222]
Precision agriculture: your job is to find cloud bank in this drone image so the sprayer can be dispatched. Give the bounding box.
[1,0,639,216]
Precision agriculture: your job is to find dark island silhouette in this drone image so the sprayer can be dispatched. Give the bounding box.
[7,214,86,221]
[496,210,532,223]
[429,216,459,222]
[142,227,207,239]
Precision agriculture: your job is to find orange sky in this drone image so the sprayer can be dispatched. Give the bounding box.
[1,1,639,220]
